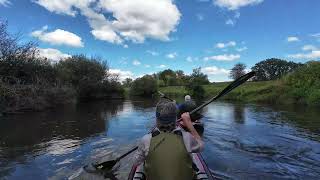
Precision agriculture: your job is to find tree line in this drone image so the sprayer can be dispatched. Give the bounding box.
[0,22,123,113]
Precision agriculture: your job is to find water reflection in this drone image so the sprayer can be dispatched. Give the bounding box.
[0,100,124,179]
[0,100,320,180]
[233,104,245,124]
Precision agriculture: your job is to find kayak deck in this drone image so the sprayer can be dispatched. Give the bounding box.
[128,153,214,180]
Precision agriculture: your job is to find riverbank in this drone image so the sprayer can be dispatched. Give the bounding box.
[160,61,320,106]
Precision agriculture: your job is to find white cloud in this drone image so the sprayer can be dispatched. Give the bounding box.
[123,44,128,48]
[132,60,141,66]
[38,48,71,62]
[310,33,320,38]
[204,54,240,61]
[216,41,236,48]
[109,69,134,81]
[214,0,263,10]
[236,46,248,52]
[146,50,159,56]
[288,50,320,59]
[186,56,193,62]
[196,13,204,21]
[302,45,318,51]
[145,64,151,68]
[157,64,167,68]
[35,0,181,44]
[201,66,230,75]
[287,36,299,42]
[31,26,84,47]
[0,0,10,6]
[166,52,178,59]
[225,19,235,26]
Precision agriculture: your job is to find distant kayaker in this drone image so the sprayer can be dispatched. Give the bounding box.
[134,99,204,180]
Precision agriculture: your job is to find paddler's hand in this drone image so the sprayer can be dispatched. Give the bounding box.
[181,112,193,129]
[181,112,202,140]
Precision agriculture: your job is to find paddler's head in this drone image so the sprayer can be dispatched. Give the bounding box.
[156,99,177,132]
[184,95,191,102]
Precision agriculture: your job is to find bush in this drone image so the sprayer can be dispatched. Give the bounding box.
[284,61,320,105]
[130,75,158,96]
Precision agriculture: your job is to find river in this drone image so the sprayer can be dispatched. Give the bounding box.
[0,99,319,179]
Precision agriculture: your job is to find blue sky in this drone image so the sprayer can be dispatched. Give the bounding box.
[1,0,320,82]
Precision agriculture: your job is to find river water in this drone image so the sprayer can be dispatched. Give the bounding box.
[0,99,319,180]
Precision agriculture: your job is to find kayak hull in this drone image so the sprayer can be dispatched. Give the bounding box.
[128,153,214,180]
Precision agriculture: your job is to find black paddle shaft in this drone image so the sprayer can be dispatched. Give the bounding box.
[189,71,255,115]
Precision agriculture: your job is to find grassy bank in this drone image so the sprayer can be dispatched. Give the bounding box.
[160,61,320,106]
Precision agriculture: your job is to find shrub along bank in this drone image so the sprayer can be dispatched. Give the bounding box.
[0,22,124,113]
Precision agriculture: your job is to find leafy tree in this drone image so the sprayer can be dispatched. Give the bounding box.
[130,75,158,96]
[189,67,210,85]
[251,58,303,81]
[122,78,133,87]
[186,67,209,100]
[229,63,246,80]
[158,69,177,86]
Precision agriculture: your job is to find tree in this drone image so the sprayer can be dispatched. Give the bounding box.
[251,58,303,81]
[186,68,209,100]
[229,63,246,80]
[122,78,133,87]
[189,67,210,85]
[130,75,158,96]
[158,69,177,86]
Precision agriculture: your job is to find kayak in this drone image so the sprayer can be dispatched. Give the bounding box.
[128,152,214,180]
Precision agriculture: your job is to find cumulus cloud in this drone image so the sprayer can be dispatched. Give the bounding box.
[201,66,231,82]
[186,56,193,62]
[302,45,318,51]
[204,54,240,61]
[287,36,299,42]
[0,0,11,6]
[214,0,263,10]
[201,66,230,75]
[288,50,320,59]
[196,13,204,21]
[157,64,167,68]
[236,46,248,52]
[166,52,178,59]
[38,48,71,62]
[146,50,159,56]
[31,26,84,47]
[132,60,141,66]
[34,0,181,44]
[216,41,236,48]
[109,69,134,82]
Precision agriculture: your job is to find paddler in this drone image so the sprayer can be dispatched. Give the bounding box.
[134,99,204,180]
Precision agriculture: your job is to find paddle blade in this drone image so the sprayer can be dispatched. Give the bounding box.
[93,160,117,170]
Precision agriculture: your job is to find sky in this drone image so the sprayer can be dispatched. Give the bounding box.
[1,0,320,82]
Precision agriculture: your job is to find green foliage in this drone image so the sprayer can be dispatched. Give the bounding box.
[0,21,124,113]
[251,58,303,81]
[284,61,320,105]
[185,68,209,100]
[189,67,210,85]
[122,78,133,87]
[229,63,246,80]
[130,75,158,96]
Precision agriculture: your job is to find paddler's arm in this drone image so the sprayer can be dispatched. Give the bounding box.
[181,112,202,140]
[133,134,151,165]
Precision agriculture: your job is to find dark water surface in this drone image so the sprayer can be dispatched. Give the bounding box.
[0,99,319,179]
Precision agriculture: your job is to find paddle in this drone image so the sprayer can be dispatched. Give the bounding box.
[158,91,175,101]
[93,147,138,170]
[93,71,255,171]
